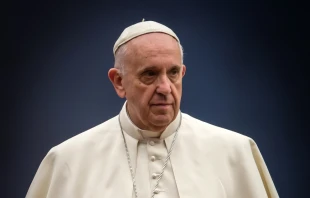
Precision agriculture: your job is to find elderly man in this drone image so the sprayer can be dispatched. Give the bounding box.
[26,20,279,198]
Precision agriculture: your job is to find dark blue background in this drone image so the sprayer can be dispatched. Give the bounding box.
[5,1,308,197]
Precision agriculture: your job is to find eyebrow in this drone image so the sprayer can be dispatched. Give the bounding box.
[138,65,182,73]
[139,66,158,73]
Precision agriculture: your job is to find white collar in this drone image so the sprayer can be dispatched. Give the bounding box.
[119,101,181,140]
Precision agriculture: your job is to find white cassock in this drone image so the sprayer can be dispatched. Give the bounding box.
[26,101,279,198]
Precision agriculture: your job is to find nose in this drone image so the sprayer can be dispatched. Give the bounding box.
[156,75,171,95]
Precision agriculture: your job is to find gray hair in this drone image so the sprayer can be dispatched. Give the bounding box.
[114,41,184,75]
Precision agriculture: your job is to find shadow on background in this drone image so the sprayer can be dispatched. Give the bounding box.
[5,1,308,197]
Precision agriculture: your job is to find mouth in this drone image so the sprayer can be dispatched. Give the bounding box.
[150,104,172,109]
[151,103,171,106]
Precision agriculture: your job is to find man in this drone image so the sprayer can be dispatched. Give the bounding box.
[26,20,279,198]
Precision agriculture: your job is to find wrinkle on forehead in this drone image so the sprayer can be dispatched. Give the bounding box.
[126,33,181,62]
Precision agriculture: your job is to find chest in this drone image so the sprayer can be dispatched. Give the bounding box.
[67,139,228,198]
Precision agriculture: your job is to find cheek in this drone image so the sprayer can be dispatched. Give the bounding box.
[141,86,157,103]
[172,82,183,99]
[131,83,154,104]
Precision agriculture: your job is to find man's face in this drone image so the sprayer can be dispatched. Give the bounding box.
[120,33,186,132]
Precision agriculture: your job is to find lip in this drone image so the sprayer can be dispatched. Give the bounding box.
[150,104,172,110]
[151,103,172,106]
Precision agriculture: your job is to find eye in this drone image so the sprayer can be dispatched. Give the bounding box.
[144,70,156,77]
[169,68,180,77]
[140,70,157,84]
[171,69,178,75]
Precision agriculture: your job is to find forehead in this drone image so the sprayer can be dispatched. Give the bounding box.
[130,32,179,48]
[125,33,181,66]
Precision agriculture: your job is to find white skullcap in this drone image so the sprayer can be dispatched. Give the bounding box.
[113,20,180,56]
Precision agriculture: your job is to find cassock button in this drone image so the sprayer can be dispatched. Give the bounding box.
[152,173,158,179]
[149,141,155,146]
[154,188,160,194]
[150,156,156,162]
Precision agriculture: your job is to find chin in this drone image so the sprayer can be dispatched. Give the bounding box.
[151,115,173,126]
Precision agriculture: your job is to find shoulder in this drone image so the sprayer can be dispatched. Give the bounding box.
[180,112,260,161]
[181,112,254,146]
[45,115,120,160]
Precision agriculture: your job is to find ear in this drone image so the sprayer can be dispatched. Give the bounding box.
[108,68,126,98]
[181,64,186,77]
